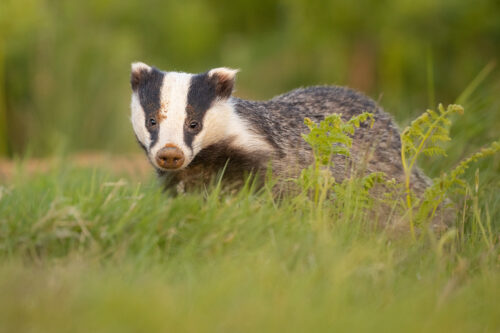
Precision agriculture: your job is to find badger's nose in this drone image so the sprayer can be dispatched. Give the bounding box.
[156,145,185,170]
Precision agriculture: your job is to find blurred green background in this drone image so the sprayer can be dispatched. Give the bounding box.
[0,0,499,162]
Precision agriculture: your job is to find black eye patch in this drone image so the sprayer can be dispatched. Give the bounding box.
[184,73,217,148]
[137,68,165,148]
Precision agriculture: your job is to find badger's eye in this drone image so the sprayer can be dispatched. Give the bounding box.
[189,121,199,129]
[149,118,157,127]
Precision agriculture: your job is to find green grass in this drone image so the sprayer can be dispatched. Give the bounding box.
[0,156,499,332]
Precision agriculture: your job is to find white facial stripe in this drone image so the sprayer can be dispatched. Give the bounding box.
[192,99,274,155]
[150,72,193,168]
[130,93,150,148]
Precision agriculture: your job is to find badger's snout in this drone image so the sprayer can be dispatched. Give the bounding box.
[156,144,185,170]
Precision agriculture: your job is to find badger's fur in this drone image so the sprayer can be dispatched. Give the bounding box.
[130,62,431,195]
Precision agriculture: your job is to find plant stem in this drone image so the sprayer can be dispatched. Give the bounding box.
[401,138,415,239]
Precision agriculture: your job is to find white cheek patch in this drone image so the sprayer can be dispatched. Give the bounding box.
[149,72,194,168]
[191,101,230,154]
[130,93,150,149]
[193,99,274,155]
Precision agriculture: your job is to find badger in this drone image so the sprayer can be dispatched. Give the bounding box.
[130,62,431,195]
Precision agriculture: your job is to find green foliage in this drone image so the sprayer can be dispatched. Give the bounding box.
[401,104,464,162]
[399,103,499,239]
[302,113,374,166]
[400,104,464,236]
[298,113,377,208]
[416,141,500,234]
[299,104,499,240]
[330,171,387,225]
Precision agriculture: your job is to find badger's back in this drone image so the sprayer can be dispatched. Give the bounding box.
[233,86,431,194]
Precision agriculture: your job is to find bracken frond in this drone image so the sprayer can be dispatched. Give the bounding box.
[300,112,377,207]
[401,104,464,238]
[416,140,500,224]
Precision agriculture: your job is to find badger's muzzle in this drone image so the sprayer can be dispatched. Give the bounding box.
[156,144,185,170]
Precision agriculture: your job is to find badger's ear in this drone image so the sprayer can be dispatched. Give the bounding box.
[208,67,239,99]
[130,62,151,91]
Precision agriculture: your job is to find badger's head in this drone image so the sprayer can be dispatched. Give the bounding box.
[130,62,239,172]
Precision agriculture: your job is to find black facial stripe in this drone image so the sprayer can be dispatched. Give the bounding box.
[137,67,165,148]
[184,73,217,148]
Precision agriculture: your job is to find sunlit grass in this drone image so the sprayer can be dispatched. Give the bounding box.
[0,158,498,332]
